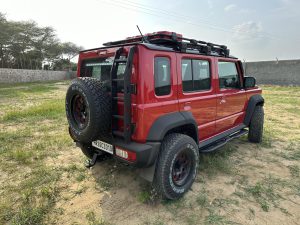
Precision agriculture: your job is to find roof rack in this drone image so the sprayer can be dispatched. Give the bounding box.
[102,31,230,57]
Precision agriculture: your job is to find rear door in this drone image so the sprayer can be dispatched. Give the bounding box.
[177,54,217,141]
[133,48,179,141]
[216,59,247,133]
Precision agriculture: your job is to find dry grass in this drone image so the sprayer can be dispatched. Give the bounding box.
[0,82,299,225]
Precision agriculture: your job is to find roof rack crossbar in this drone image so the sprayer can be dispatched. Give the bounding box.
[96,32,230,57]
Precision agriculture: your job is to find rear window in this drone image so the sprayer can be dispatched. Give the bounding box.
[81,58,113,80]
[81,57,126,91]
[154,57,171,96]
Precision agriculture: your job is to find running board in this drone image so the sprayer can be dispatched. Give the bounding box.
[199,128,248,153]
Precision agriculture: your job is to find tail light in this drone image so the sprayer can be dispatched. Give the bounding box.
[115,147,136,162]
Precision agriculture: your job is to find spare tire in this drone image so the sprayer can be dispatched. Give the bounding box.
[66,77,111,143]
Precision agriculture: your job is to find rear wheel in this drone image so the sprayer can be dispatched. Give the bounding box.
[153,133,199,200]
[248,106,264,143]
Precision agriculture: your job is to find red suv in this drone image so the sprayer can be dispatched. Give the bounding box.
[66,31,264,199]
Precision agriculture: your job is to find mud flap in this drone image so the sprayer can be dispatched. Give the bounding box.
[138,160,157,182]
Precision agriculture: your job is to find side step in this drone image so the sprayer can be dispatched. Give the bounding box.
[200,129,248,153]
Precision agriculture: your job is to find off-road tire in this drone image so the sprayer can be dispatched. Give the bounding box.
[248,106,264,143]
[153,133,199,200]
[66,77,111,143]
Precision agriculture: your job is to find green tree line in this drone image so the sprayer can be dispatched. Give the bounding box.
[0,12,83,70]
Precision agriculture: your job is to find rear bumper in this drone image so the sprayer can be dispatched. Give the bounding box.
[112,139,161,168]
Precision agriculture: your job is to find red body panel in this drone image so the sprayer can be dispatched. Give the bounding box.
[78,43,262,144]
[215,57,247,134]
[176,53,217,140]
[132,46,179,143]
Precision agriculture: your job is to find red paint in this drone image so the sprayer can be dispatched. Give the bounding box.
[78,32,262,144]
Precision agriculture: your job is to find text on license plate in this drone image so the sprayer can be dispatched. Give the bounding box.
[92,140,114,154]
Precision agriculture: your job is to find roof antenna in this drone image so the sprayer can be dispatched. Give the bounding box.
[136,25,149,43]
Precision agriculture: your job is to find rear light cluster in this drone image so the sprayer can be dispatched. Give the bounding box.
[115,147,136,162]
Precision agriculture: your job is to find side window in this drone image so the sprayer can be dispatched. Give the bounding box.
[218,62,240,89]
[192,60,210,91]
[181,59,211,92]
[154,57,171,96]
[182,59,193,92]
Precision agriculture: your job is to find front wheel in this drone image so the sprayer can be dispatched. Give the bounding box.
[153,133,199,200]
[248,106,264,143]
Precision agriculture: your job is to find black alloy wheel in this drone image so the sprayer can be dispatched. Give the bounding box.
[172,150,192,187]
[71,94,89,130]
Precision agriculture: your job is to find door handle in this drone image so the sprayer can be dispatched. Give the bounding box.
[183,102,192,110]
[219,96,226,104]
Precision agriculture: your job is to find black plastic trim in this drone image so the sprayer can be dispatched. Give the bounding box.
[140,43,175,51]
[123,46,136,142]
[199,124,246,149]
[112,138,161,168]
[147,111,199,142]
[244,94,264,126]
[110,47,136,143]
[200,128,248,152]
[80,43,139,53]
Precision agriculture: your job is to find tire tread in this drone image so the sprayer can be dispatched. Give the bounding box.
[248,106,264,143]
[153,133,199,200]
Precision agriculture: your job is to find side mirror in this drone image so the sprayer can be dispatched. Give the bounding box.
[244,76,256,88]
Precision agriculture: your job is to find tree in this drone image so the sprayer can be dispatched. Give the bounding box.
[0,12,13,67]
[50,42,83,71]
[61,42,83,60]
[52,58,78,71]
[0,12,82,70]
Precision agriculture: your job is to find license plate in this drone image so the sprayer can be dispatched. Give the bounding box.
[92,140,114,154]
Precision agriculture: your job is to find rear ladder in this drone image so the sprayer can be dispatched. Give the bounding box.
[110,46,136,143]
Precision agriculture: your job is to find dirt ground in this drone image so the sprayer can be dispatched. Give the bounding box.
[0,82,299,225]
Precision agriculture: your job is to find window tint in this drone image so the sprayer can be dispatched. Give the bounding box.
[218,62,240,89]
[83,59,113,81]
[182,59,193,92]
[154,57,171,96]
[193,60,210,91]
[82,57,125,92]
[181,59,211,92]
[117,63,126,76]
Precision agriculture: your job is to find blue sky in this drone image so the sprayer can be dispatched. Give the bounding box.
[1,0,300,61]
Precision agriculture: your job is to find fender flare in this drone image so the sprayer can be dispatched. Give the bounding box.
[244,94,264,126]
[147,111,199,143]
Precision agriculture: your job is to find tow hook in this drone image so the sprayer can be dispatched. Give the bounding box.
[85,152,110,168]
[85,153,99,168]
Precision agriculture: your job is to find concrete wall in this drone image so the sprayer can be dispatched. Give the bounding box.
[1,60,300,85]
[0,68,76,83]
[245,59,300,86]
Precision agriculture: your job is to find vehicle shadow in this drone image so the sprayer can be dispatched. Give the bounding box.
[88,157,158,223]
[89,156,150,195]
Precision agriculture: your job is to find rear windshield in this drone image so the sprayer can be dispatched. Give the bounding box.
[80,57,126,91]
